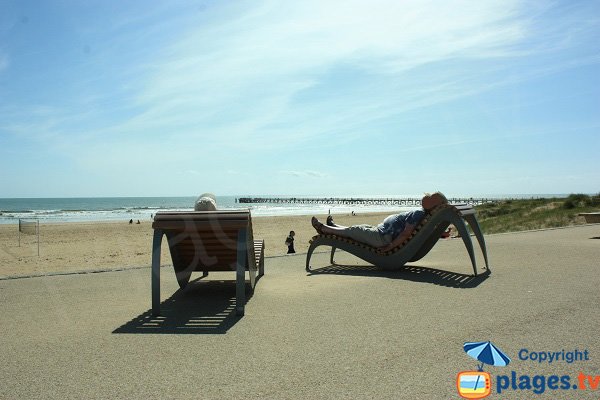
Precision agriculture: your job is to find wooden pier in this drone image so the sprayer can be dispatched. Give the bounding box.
[236,197,494,206]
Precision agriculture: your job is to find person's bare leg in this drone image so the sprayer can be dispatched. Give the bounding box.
[311,217,349,236]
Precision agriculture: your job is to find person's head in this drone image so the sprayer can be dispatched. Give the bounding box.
[194,192,217,211]
[289,230,295,236]
[421,191,448,211]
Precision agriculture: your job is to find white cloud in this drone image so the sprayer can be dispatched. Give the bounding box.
[282,170,328,178]
[123,0,534,146]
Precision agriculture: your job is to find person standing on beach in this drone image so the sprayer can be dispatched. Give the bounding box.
[285,231,296,254]
[311,192,447,252]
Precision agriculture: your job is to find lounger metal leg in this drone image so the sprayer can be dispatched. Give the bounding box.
[258,241,265,276]
[463,214,490,271]
[151,229,163,316]
[330,246,336,265]
[236,228,248,316]
[453,218,478,276]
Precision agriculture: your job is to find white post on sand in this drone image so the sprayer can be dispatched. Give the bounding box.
[17,219,40,256]
[36,220,40,256]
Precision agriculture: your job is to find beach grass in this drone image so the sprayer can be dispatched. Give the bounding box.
[474,193,600,234]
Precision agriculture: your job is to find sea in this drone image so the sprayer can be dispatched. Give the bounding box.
[0,194,568,224]
[0,195,408,224]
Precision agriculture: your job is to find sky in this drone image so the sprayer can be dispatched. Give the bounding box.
[1,0,599,198]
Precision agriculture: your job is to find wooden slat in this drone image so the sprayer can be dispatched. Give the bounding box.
[179,250,235,260]
[153,211,249,221]
[173,246,238,253]
[176,252,237,262]
[176,254,238,261]
[155,209,249,216]
[153,210,249,230]
[154,220,249,228]
[155,209,248,215]
[153,220,248,230]
[154,219,248,227]
[176,252,238,260]
[174,263,235,272]
[172,238,238,247]
[174,244,237,252]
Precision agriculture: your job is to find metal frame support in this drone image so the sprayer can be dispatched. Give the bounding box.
[151,229,163,316]
[235,228,248,316]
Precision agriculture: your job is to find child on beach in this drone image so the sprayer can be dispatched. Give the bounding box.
[285,231,296,254]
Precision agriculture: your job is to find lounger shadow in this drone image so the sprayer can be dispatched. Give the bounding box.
[308,264,490,288]
[114,278,252,334]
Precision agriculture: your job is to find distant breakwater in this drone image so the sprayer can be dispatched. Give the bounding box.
[236,197,494,206]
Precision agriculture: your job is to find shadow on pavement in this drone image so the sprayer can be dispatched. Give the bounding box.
[113,278,254,334]
[308,264,491,289]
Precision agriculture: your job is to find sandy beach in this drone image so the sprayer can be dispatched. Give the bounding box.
[0,212,391,278]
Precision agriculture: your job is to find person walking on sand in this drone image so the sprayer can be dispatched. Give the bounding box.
[285,231,296,254]
[311,192,447,252]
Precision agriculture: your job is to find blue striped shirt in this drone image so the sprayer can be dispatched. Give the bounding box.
[377,209,425,240]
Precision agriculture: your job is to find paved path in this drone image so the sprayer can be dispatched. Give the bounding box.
[1,225,599,399]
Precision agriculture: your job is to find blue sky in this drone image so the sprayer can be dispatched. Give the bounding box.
[1,0,599,198]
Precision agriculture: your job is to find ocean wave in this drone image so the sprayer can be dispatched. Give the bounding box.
[1,209,35,214]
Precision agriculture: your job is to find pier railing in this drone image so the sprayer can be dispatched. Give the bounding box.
[236,197,494,206]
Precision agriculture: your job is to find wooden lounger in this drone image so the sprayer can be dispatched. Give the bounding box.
[306,204,489,275]
[151,210,265,316]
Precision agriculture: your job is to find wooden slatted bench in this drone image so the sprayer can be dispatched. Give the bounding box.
[306,203,489,275]
[151,210,264,316]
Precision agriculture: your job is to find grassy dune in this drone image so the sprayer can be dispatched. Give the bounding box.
[473,194,600,234]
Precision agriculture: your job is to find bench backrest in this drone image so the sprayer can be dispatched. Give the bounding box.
[152,210,254,272]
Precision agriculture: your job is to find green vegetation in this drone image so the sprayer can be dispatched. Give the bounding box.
[473,194,600,234]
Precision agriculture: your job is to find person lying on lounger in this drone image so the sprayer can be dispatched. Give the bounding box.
[311,192,448,252]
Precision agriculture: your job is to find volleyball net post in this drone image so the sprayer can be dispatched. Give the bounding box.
[18,219,40,256]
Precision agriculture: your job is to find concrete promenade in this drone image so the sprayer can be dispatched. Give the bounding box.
[1,225,599,399]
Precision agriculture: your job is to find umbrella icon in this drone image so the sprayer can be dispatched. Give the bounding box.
[464,341,511,371]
